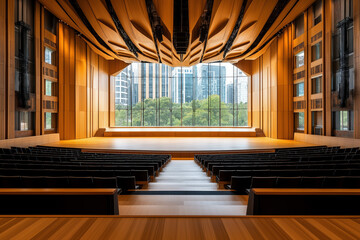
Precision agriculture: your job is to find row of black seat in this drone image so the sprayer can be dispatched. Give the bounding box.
[0,175,135,190]
[229,176,360,193]
[195,146,360,191]
[0,146,171,190]
[218,168,360,182]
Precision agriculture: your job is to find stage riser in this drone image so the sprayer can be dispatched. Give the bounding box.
[104,132,256,138]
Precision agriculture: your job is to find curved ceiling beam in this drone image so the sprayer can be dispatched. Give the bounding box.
[240,0,291,57]
[145,0,162,63]
[220,0,248,59]
[105,0,141,58]
[68,0,114,53]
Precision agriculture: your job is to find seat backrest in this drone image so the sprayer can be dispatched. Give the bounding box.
[21,176,46,188]
[322,176,346,188]
[300,177,324,188]
[44,176,69,188]
[251,177,277,188]
[0,176,22,188]
[92,177,117,188]
[276,177,302,188]
[68,177,94,188]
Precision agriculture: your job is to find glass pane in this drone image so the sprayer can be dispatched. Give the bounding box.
[294,51,305,68]
[221,107,233,126]
[45,80,52,96]
[44,47,55,65]
[295,112,305,131]
[45,112,52,129]
[113,62,249,127]
[294,82,305,97]
[294,14,304,38]
[311,42,322,62]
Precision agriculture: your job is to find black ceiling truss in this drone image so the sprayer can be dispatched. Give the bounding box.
[247,0,299,58]
[145,0,162,63]
[105,0,141,58]
[240,0,291,57]
[68,0,114,53]
[55,1,113,58]
[221,0,248,59]
[173,0,190,57]
[199,0,214,63]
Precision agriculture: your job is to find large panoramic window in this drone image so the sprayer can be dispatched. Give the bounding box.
[114,62,249,127]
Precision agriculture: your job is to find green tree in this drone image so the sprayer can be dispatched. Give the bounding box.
[114,95,248,127]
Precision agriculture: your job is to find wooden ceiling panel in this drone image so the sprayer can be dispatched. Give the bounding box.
[40,0,317,66]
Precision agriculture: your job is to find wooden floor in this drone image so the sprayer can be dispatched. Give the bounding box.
[1,216,360,239]
[119,160,248,216]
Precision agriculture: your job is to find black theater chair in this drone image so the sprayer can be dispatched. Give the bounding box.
[92,177,118,188]
[300,176,324,188]
[68,177,93,188]
[0,176,22,188]
[44,176,70,188]
[276,177,302,188]
[322,176,346,188]
[21,176,46,188]
[251,177,277,188]
[343,176,360,188]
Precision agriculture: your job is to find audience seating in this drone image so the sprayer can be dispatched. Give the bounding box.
[195,146,360,191]
[0,146,171,192]
[246,188,360,215]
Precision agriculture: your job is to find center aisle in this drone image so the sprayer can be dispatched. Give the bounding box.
[118,160,248,216]
[146,160,218,191]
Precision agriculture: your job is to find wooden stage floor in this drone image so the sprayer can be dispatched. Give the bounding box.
[45,137,315,158]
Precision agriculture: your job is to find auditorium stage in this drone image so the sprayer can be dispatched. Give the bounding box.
[45,137,315,159]
[104,127,258,137]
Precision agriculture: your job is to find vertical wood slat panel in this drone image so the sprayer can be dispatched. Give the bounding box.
[324,0,332,136]
[98,56,109,129]
[86,46,91,138]
[7,0,15,139]
[34,2,41,136]
[353,0,360,139]
[0,0,6,139]
[270,40,278,139]
[58,23,64,139]
[75,36,87,139]
[91,51,99,136]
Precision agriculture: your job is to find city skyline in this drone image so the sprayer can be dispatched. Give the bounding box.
[115,62,248,106]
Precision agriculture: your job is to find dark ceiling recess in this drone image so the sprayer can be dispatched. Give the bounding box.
[199,0,214,63]
[240,0,292,57]
[145,0,162,63]
[221,0,248,59]
[199,0,214,43]
[173,0,190,57]
[105,0,140,58]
